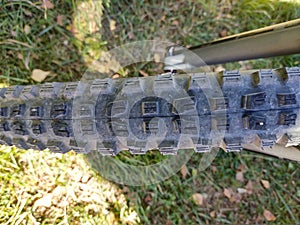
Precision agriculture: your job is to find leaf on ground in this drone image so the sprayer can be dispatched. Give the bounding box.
[23,9,33,17]
[154,53,161,63]
[219,29,227,37]
[245,180,254,194]
[172,20,179,26]
[166,220,173,225]
[263,209,276,221]
[246,180,253,189]
[144,194,152,205]
[57,15,64,26]
[236,171,244,182]
[180,164,188,179]
[231,193,242,203]
[110,20,116,31]
[211,166,218,173]
[34,194,53,208]
[223,188,233,199]
[31,69,50,82]
[210,210,216,218]
[24,54,31,70]
[112,73,121,79]
[41,0,54,9]
[128,32,134,39]
[261,179,270,189]
[237,188,247,194]
[223,188,242,203]
[11,31,17,37]
[237,164,246,172]
[139,70,149,77]
[192,193,203,205]
[24,25,31,35]
[17,53,23,60]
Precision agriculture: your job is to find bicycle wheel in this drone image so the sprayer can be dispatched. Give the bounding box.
[0,67,299,161]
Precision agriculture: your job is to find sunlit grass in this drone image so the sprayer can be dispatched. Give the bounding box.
[0,146,140,224]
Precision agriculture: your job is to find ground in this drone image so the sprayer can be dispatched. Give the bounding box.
[0,0,300,224]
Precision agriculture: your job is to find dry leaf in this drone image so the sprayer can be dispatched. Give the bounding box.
[24,53,31,70]
[192,193,203,205]
[237,164,246,172]
[139,70,149,77]
[154,53,161,63]
[23,9,33,17]
[263,209,276,221]
[144,194,152,205]
[219,139,226,151]
[166,220,173,225]
[172,20,179,26]
[57,15,64,26]
[67,24,77,35]
[210,210,216,218]
[223,188,233,199]
[237,188,247,194]
[24,25,31,34]
[231,193,242,203]
[122,186,130,193]
[245,180,253,189]
[109,20,116,31]
[255,215,264,224]
[17,53,23,60]
[31,69,50,82]
[245,180,254,194]
[211,166,218,173]
[236,171,244,182]
[128,32,134,39]
[11,31,17,37]
[261,180,270,189]
[34,194,53,208]
[111,73,121,79]
[42,0,54,9]
[219,29,227,37]
[180,165,188,179]
[214,65,225,73]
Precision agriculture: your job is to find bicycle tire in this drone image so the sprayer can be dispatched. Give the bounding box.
[0,67,299,161]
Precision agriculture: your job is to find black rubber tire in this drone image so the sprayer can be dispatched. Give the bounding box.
[0,67,299,157]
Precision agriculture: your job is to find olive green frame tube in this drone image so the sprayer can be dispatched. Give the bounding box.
[168,19,300,67]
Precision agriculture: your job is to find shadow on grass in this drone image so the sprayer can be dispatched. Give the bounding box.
[85,0,300,224]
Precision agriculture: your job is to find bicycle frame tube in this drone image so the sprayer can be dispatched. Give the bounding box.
[164,18,300,69]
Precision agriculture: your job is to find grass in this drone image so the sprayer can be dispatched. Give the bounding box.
[97,0,300,79]
[0,0,85,84]
[126,151,300,224]
[0,146,140,224]
[0,0,300,224]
